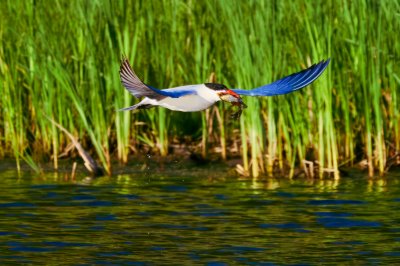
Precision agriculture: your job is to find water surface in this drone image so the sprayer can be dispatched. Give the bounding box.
[1,168,400,264]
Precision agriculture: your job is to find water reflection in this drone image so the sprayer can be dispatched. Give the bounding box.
[0,168,399,264]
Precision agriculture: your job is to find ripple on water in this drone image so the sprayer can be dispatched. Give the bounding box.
[384,251,400,257]
[162,185,188,192]
[29,184,58,189]
[0,202,36,208]
[0,231,28,237]
[315,211,381,228]
[217,245,265,253]
[72,194,97,201]
[317,217,381,228]
[259,222,311,233]
[6,240,97,253]
[95,214,117,221]
[7,241,55,252]
[275,191,295,198]
[308,199,366,205]
[78,200,114,207]
[214,194,229,200]
[315,211,353,217]
[42,241,96,248]
[119,194,141,200]
[205,262,228,266]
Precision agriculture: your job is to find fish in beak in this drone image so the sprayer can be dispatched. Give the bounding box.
[218,89,247,119]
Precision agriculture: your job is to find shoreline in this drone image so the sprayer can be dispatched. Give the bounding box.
[1,153,398,180]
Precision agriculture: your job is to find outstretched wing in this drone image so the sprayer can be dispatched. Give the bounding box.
[232,59,330,96]
[120,58,195,99]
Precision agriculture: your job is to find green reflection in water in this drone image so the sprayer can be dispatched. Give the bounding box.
[0,169,400,264]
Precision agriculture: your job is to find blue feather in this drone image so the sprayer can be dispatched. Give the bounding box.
[232,59,330,96]
[146,85,196,98]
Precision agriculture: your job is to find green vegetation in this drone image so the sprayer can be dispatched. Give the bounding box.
[0,0,399,178]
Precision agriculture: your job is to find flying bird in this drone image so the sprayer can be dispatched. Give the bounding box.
[119,58,330,118]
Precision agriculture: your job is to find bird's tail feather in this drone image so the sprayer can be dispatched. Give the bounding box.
[119,103,153,111]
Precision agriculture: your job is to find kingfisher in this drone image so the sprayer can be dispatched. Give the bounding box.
[119,58,330,118]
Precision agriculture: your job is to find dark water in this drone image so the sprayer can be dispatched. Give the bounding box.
[1,168,400,265]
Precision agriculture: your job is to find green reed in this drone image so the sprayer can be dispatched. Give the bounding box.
[0,0,398,177]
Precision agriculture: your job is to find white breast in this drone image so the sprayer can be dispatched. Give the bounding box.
[157,84,221,112]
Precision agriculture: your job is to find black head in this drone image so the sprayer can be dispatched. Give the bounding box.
[204,83,228,91]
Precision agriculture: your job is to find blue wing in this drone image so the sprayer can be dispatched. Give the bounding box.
[120,58,195,99]
[232,59,330,96]
[146,85,196,98]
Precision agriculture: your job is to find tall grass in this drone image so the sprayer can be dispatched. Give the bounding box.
[0,0,398,177]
